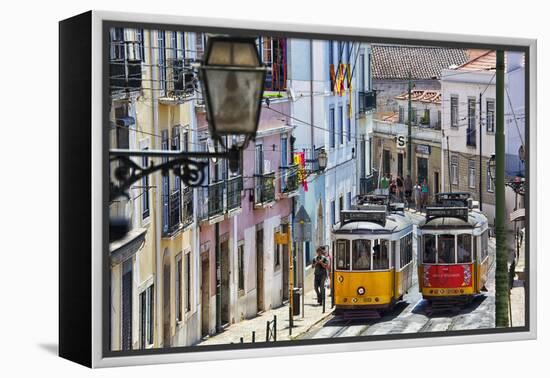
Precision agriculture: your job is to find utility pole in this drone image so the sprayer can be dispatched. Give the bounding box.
[288,223,294,335]
[479,92,483,211]
[495,50,509,327]
[407,72,413,177]
[447,135,452,193]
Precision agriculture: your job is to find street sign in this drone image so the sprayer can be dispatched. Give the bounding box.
[275,231,289,245]
[396,134,406,149]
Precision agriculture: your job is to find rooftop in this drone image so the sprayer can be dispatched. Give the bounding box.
[457,50,496,71]
[395,90,441,104]
[372,45,469,80]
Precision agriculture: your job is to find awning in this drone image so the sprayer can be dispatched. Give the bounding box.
[109,227,147,266]
[510,208,525,222]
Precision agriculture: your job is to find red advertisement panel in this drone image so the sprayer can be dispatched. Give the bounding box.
[423,264,472,288]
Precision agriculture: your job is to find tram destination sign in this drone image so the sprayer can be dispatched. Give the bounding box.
[426,206,469,222]
[341,208,387,225]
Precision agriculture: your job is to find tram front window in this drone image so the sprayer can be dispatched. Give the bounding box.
[373,239,389,270]
[335,240,350,270]
[352,240,371,270]
[457,234,472,263]
[438,234,455,264]
[423,235,436,264]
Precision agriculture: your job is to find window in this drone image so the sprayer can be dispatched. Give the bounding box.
[373,240,389,270]
[400,234,413,268]
[352,240,371,270]
[136,29,145,62]
[339,195,344,222]
[438,235,456,264]
[157,31,167,95]
[329,107,335,148]
[451,95,459,128]
[346,104,351,142]
[359,53,365,92]
[328,40,334,67]
[481,230,489,261]
[423,235,436,264]
[436,110,442,129]
[175,254,182,322]
[142,146,150,219]
[139,285,154,348]
[185,252,191,312]
[468,160,476,189]
[451,155,459,185]
[457,234,472,263]
[338,105,344,145]
[422,109,430,125]
[487,160,495,193]
[398,106,405,123]
[467,98,477,146]
[195,33,205,60]
[331,200,336,225]
[238,244,245,292]
[255,144,263,175]
[335,240,350,270]
[486,99,495,132]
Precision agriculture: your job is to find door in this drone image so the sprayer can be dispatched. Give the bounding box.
[162,254,171,347]
[383,149,391,176]
[220,240,230,326]
[256,227,264,313]
[121,259,133,351]
[417,157,428,183]
[397,153,403,178]
[434,171,440,195]
[200,255,210,337]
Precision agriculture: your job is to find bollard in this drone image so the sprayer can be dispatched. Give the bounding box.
[266,321,270,342]
[322,287,326,313]
[240,337,243,344]
[273,315,277,342]
[252,330,256,343]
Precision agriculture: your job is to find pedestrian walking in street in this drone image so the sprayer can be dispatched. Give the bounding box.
[421,178,429,210]
[313,247,329,305]
[396,175,404,201]
[380,173,390,195]
[404,174,413,208]
[389,178,397,201]
[414,180,421,210]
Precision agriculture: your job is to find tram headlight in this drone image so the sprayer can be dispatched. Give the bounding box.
[357,287,365,295]
[337,275,344,283]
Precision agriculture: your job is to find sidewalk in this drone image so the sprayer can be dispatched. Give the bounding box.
[510,229,525,327]
[197,288,333,346]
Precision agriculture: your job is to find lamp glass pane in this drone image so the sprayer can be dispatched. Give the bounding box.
[207,40,259,67]
[205,69,264,134]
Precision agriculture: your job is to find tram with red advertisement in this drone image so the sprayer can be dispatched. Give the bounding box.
[417,192,490,307]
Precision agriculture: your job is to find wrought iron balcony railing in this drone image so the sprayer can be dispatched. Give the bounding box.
[181,186,193,228]
[226,175,243,211]
[198,180,225,220]
[162,190,181,236]
[358,90,376,113]
[279,164,300,195]
[255,173,275,206]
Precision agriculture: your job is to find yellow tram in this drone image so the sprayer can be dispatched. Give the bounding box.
[417,193,490,305]
[331,202,414,316]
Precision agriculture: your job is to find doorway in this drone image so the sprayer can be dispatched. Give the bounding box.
[282,224,289,301]
[417,157,428,183]
[121,259,133,351]
[162,251,170,348]
[200,254,210,337]
[383,149,391,176]
[256,227,264,313]
[220,240,230,326]
[434,171,440,195]
[397,153,404,178]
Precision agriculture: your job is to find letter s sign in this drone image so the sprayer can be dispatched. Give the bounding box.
[396,135,406,149]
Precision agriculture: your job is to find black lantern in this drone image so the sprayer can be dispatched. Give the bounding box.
[488,153,496,184]
[317,148,328,171]
[199,36,267,148]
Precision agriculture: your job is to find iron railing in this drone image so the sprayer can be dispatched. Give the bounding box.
[279,164,300,194]
[358,90,376,113]
[255,173,275,205]
[199,180,225,220]
[226,175,243,211]
[162,190,181,236]
[181,186,193,228]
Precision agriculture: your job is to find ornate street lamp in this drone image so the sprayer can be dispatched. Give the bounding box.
[109,36,267,201]
[199,36,267,151]
[317,148,328,171]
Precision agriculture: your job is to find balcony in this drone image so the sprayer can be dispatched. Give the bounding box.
[226,175,243,212]
[358,90,376,113]
[181,186,193,228]
[254,173,276,207]
[198,181,225,222]
[162,190,181,237]
[279,164,300,197]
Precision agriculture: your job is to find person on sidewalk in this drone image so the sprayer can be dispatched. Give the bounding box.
[380,173,390,195]
[396,175,404,201]
[404,174,413,208]
[313,247,329,305]
[413,180,421,210]
[421,178,429,210]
